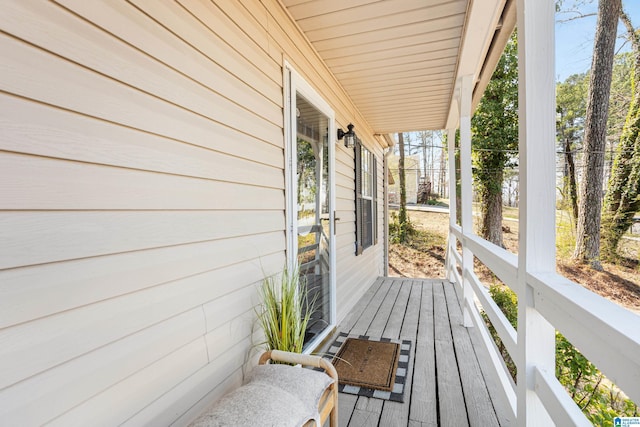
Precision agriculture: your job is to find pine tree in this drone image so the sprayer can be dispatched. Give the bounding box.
[573,0,621,269]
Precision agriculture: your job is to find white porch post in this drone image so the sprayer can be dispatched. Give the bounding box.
[459,74,474,328]
[516,0,556,425]
[447,127,457,283]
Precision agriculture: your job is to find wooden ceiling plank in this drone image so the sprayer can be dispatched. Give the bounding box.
[296,0,467,32]
[319,27,462,59]
[360,100,450,113]
[332,52,458,76]
[306,14,465,45]
[336,55,456,76]
[284,0,378,20]
[361,111,448,123]
[340,71,453,87]
[351,85,451,100]
[354,93,451,106]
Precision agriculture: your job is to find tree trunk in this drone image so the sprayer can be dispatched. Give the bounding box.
[430,131,435,195]
[480,169,505,247]
[422,134,427,191]
[439,144,446,198]
[601,9,640,261]
[455,133,462,225]
[398,132,408,242]
[573,0,621,269]
[565,138,579,225]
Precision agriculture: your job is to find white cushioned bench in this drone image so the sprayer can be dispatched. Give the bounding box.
[189,350,338,427]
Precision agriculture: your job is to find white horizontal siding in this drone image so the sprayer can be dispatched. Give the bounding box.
[0,231,284,329]
[0,253,282,390]
[1,211,284,269]
[4,0,283,121]
[0,33,282,149]
[125,348,246,427]
[0,0,387,425]
[47,339,210,426]
[1,95,284,183]
[0,309,205,426]
[0,154,284,211]
[332,138,385,324]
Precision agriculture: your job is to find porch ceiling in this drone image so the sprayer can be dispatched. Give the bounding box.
[282,0,515,134]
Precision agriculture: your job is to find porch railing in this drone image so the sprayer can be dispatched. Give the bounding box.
[442,2,640,423]
[446,225,640,425]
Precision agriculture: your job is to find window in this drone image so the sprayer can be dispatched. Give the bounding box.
[355,140,377,255]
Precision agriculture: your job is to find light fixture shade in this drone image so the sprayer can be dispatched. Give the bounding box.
[337,123,356,148]
[344,133,355,147]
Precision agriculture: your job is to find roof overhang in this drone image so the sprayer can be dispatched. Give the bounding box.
[282,0,516,134]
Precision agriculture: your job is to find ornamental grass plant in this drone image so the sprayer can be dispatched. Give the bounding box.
[257,264,315,354]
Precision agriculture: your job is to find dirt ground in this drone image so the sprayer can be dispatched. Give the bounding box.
[389,210,640,313]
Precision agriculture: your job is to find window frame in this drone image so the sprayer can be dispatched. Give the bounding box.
[355,139,377,255]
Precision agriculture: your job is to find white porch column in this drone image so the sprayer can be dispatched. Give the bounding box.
[459,74,474,328]
[447,127,457,283]
[516,0,556,425]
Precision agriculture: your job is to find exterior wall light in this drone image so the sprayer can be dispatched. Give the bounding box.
[337,123,356,148]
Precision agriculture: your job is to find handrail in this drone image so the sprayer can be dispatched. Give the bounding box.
[450,244,463,267]
[451,261,462,287]
[298,224,323,234]
[298,223,330,271]
[464,233,518,289]
[534,367,591,426]
[298,243,319,255]
[529,271,640,404]
[300,259,319,273]
[447,227,640,421]
[449,225,518,289]
[466,293,517,416]
[466,269,517,356]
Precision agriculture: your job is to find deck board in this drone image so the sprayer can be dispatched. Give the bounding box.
[324,277,501,427]
[409,281,437,426]
[348,279,402,426]
[336,278,388,426]
[444,283,500,427]
[379,281,421,427]
[433,281,468,426]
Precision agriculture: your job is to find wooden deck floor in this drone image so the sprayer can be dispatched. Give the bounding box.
[321,277,508,427]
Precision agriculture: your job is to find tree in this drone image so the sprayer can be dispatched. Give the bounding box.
[556,73,588,225]
[573,0,621,269]
[443,130,462,224]
[398,132,408,242]
[471,32,519,247]
[601,9,640,261]
[439,137,447,198]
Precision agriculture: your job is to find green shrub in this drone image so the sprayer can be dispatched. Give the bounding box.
[389,211,416,244]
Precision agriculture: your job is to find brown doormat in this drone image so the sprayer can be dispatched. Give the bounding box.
[332,337,400,391]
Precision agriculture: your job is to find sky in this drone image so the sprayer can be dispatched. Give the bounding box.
[555,0,640,82]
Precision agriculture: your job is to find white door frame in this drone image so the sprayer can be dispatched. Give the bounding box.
[284,62,337,352]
